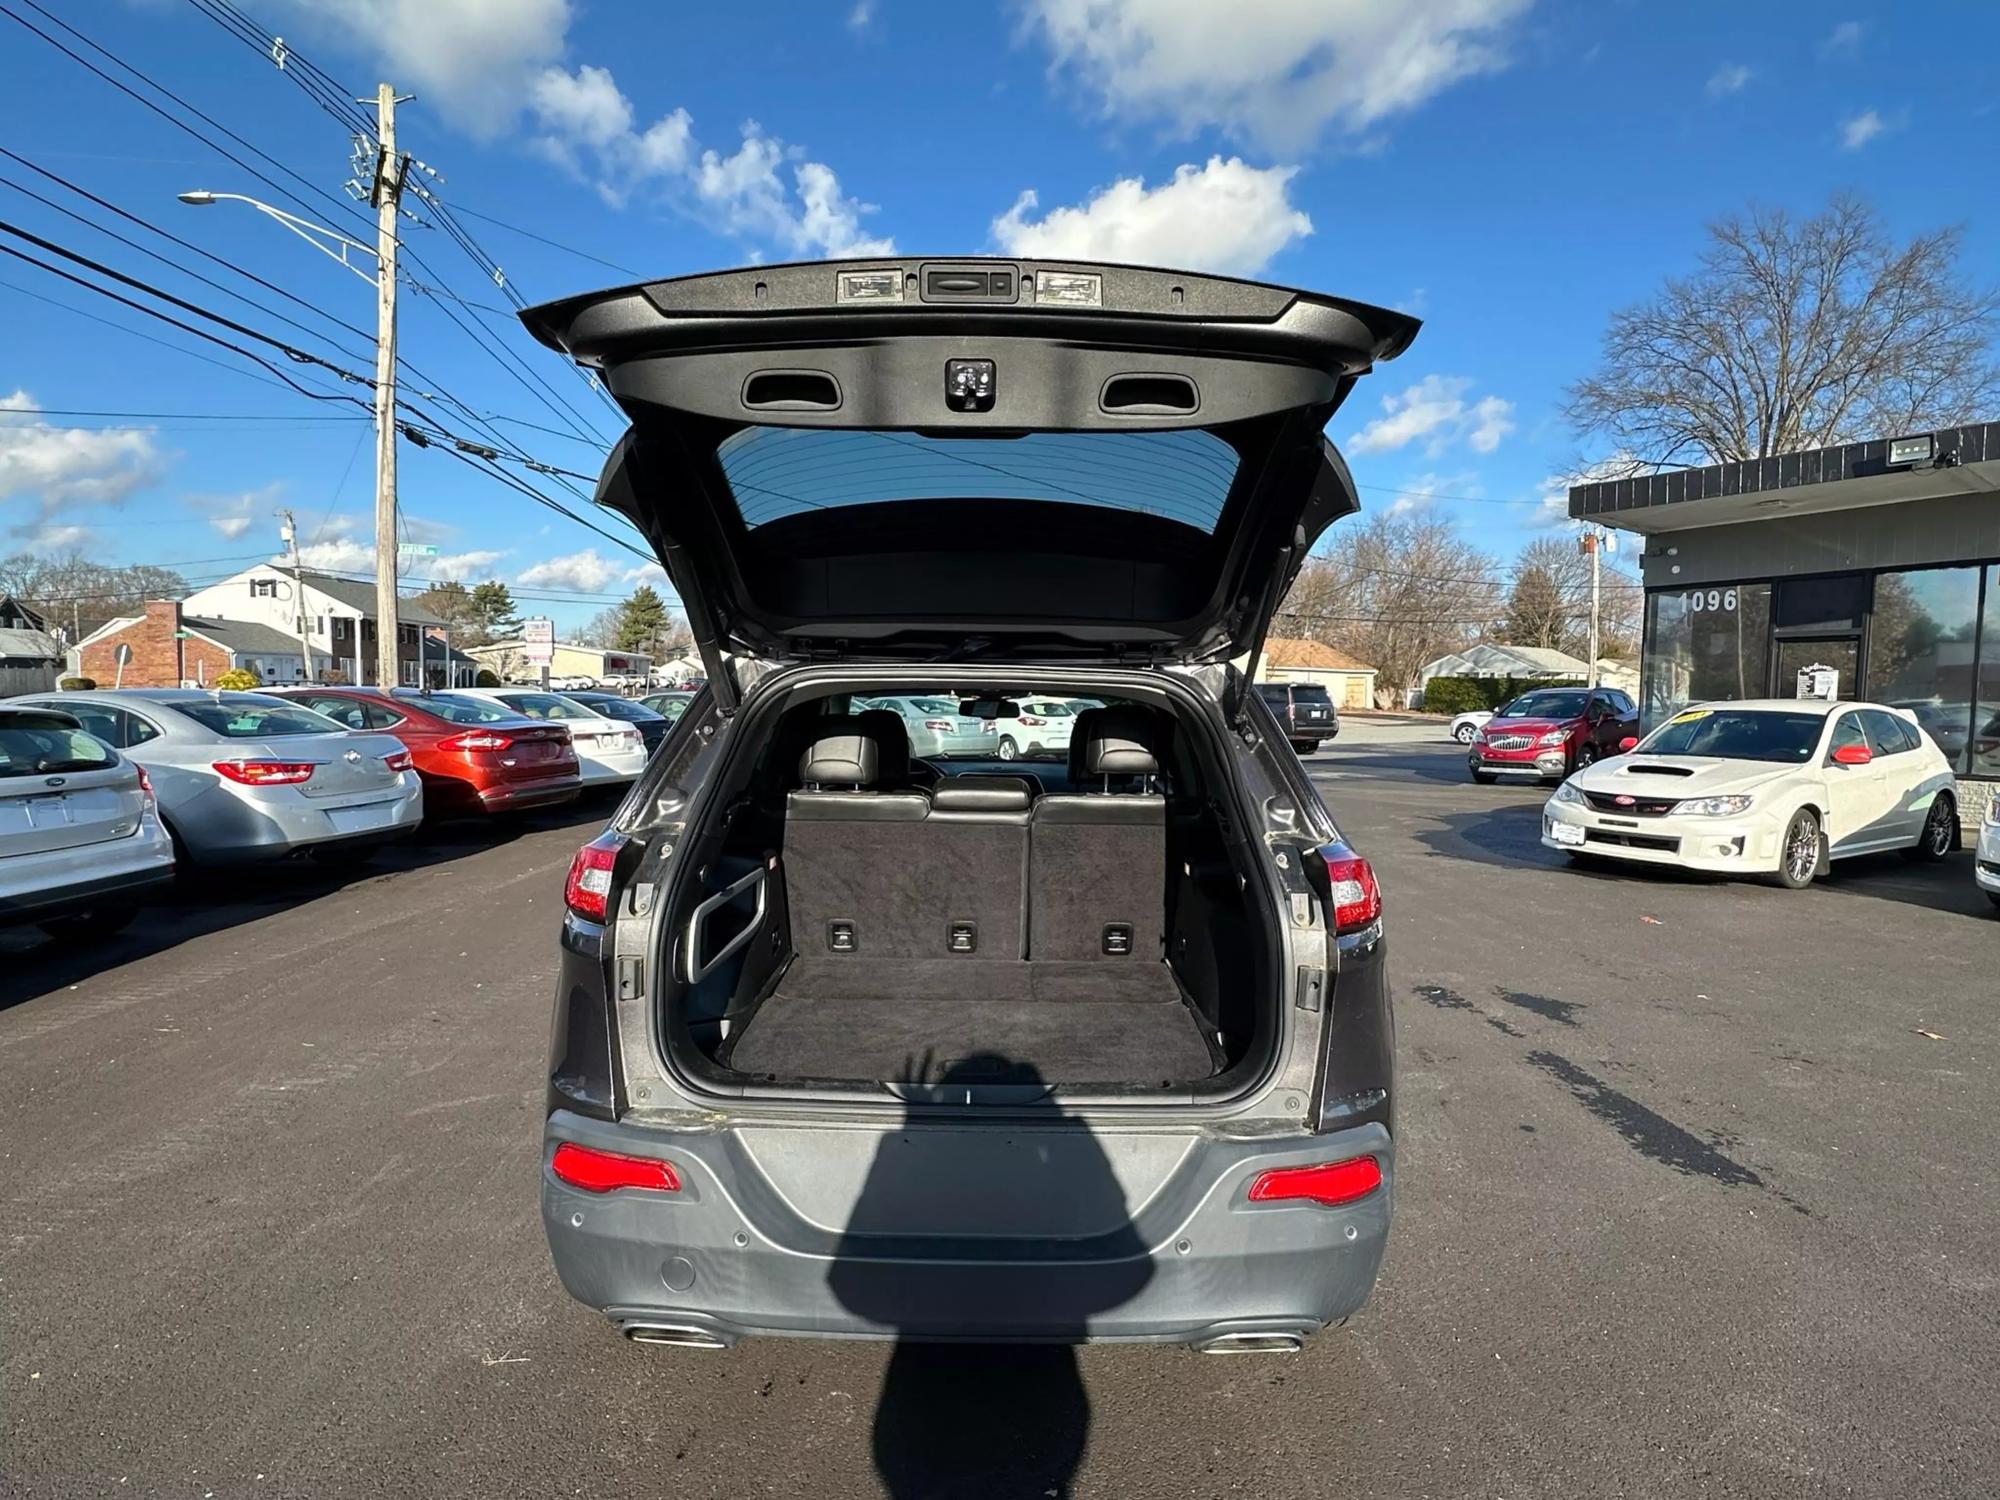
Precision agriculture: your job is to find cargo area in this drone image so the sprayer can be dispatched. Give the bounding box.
[661,687,1273,1093]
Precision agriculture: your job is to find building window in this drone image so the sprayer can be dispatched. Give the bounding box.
[250,579,278,598]
[1641,584,1773,726]
[1975,566,2000,780]
[1867,565,1982,773]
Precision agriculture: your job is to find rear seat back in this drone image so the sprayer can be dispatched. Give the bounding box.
[1029,707,1167,960]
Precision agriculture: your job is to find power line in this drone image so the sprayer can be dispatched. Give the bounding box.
[444,202,641,279]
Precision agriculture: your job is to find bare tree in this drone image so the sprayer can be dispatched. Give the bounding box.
[1567,193,1999,467]
[1276,512,1502,702]
[1501,536,1643,659]
[0,549,189,643]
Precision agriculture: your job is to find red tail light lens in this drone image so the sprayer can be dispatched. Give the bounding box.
[564,829,625,922]
[1019,716,1046,726]
[135,764,156,808]
[438,730,515,753]
[923,719,955,731]
[1322,850,1382,933]
[212,760,315,786]
[1248,1155,1382,1208]
[382,749,414,773]
[550,1141,681,1194]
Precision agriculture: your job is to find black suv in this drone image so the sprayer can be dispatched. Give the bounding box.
[1257,682,1341,754]
[527,257,1414,1352]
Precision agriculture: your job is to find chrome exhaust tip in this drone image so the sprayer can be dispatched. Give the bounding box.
[1194,1331,1304,1355]
[619,1321,730,1349]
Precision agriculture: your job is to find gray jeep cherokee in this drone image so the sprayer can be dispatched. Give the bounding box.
[528,258,1413,1351]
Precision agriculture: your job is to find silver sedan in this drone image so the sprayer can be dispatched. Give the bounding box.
[11,689,422,866]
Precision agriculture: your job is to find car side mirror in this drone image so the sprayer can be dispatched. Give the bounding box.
[1618,735,1639,753]
[1831,743,1873,766]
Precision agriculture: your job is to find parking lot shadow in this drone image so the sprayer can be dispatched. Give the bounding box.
[0,799,607,1013]
[828,1054,1152,1499]
[1314,746,1469,786]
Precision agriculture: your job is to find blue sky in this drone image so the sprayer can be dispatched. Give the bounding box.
[2,0,1995,631]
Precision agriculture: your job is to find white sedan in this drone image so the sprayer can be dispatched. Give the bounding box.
[1448,710,1493,744]
[1977,796,2000,911]
[450,688,648,786]
[1541,699,1959,889]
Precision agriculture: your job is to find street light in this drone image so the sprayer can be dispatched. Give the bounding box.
[178,89,409,690]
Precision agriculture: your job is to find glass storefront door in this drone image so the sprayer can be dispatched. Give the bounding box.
[1775,638,1860,703]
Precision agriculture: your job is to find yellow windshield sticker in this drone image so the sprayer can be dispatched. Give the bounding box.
[1668,709,1712,724]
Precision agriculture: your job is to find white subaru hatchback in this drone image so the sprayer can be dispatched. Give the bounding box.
[1542,699,1958,889]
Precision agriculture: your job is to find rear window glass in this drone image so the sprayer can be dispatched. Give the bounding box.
[169,696,341,738]
[717,427,1241,531]
[580,697,662,722]
[420,693,520,725]
[0,720,114,777]
[1290,685,1334,704]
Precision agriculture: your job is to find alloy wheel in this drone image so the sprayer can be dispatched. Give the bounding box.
[1785,815,1820,885]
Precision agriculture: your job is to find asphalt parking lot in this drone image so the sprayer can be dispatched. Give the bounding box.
[3,729,1994,1499]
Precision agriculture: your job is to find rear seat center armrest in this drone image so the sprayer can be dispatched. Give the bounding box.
[931,775,1035,815]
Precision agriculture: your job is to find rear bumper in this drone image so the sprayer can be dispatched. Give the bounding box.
[177,776,424,863]
[475,778,582,813]
[0,858,175,926]
[541,1111,1393,1346]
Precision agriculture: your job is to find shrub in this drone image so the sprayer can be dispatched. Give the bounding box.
[475,668,500,687]
[212,667,261,691]
[57,676,96,691]
[1420,674,1584,714]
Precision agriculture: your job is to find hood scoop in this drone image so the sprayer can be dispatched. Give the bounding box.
[1624,764,1697,777]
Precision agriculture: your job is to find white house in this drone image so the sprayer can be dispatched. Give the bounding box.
[179,563,473,686]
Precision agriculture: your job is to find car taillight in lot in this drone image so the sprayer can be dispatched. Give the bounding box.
[439,730,515,752]
[1248,1155,1381,1208]
[1019,716,1046,726]
[212,760,316,786]
[135,763,157,810]
[1322,848,1382,933]
[382,749,414,773]
[564,829,626,922]
[924,719,954,731]
[550,1141,681,1194]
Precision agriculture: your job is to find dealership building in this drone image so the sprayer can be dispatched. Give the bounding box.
[1569,420,2000,821]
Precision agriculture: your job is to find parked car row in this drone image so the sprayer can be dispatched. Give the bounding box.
[856,694,1103,760]
[1,683,681,944]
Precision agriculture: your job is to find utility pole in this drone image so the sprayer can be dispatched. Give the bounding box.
[367,82,409,689]
[1582,530,1601,688]
[279,508,315,682]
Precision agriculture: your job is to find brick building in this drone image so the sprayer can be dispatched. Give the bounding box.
[75,600,319,688]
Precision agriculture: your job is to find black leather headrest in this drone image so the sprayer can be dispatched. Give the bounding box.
[851,708,912,785]
[1070,706,1161,779]
[931,774,1033,813]
[799,732,878,787]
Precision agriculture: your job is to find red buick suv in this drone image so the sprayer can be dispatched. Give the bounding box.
[1466,687,1639,784]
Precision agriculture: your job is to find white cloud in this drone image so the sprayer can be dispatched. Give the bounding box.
[518,548,623,592]
[1346,375,1515,457]
[529,67,892,256]
[272,0,573,137]
[1840,109,1887,150]
[992,157,1311,276]
[1021,0,1531,152]
[1821,21,1863,56]
[213,515,256,540]
[408,548,505,582]
[848,0,874,29]
[623,560,672,588]
[185,481,283,542]
[1529,453,1646,528]
[17,522,96,550]
[293,536,376,573]
[1384,470,1483,515]
[1706,63,1752,97]
[0,391,166,518]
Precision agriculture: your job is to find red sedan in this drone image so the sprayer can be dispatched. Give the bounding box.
[270,687,582,817]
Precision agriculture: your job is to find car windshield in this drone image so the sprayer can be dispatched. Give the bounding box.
[0,719,114,777]
[495,693,599,721]
[716,426,1241,531]
[1637,708,1827,762]
[905,697,960,715]
[420,693,520,726]
[581,697,662,722]
[169,695,342,737]
[1500,691,1589,719]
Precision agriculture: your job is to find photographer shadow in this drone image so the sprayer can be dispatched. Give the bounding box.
[828,1052,1153,1499]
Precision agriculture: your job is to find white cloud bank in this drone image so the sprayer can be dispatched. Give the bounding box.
[1347,375,1514,457]
[1,391,166,532]
[992,157,1311,276]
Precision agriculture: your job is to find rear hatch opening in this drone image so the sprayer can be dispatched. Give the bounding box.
[648,668,1286,1108]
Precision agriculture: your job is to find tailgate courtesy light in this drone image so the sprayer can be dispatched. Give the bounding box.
[439,730,515,753]
[1248,1156,1382,1208]
[212,760,316,786]
[563,829,626,922]
[550,1141,681,1194]
[1035,270,1103,307]
[1321,849,1382,933]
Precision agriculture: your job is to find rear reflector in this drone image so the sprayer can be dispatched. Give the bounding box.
[550,1141,681,1194]
[1322,850,1382,933]
[212,759,316,786]
[1248,1155,1382,1208]
[439,730,515,752]
[564,829,625,922]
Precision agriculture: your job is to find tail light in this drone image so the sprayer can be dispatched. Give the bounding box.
[1322,848,1382,933]
[564,829,626,922]
[1248,1155,1381,1208]
[550,1141,681,1194]
[1019,716,1046,726]
[382,749,414,773]
[135,763,157,811]
[924,719,954,731]
[439,730,515,753]
[212,760,315,786]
